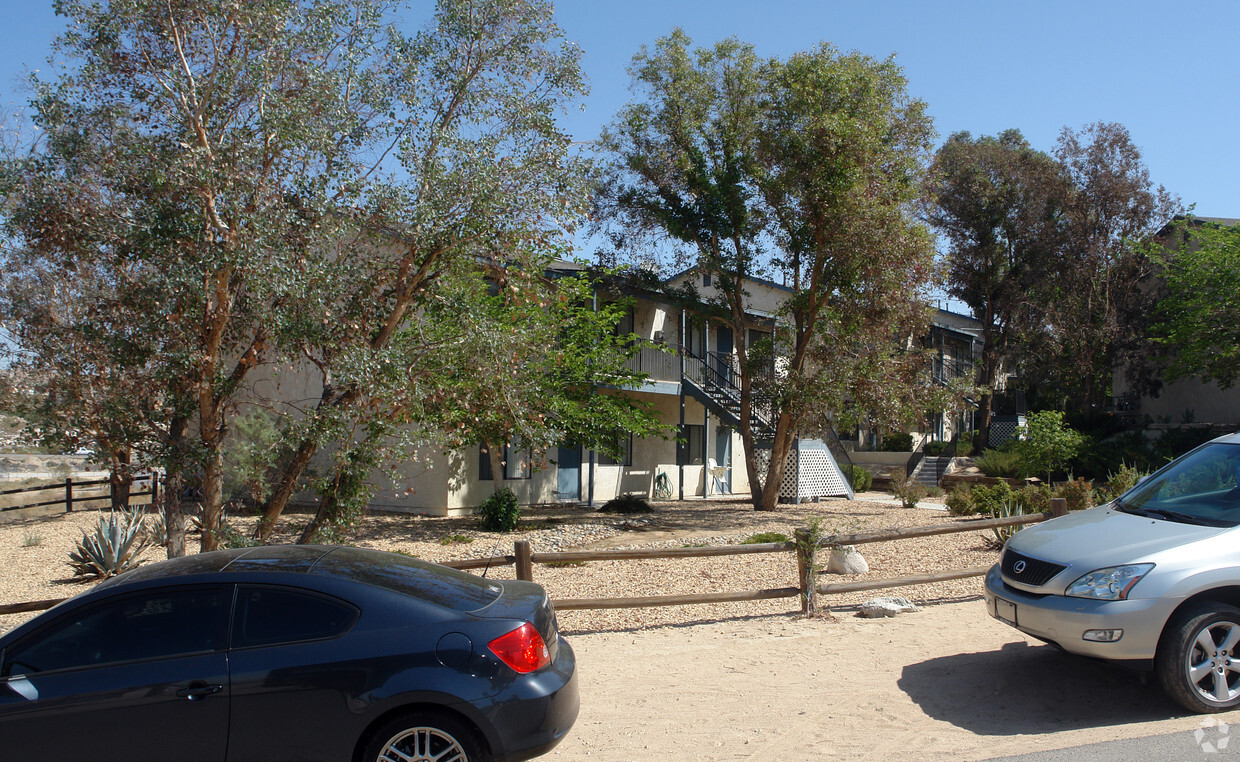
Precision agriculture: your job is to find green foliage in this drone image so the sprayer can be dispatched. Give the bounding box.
[21,530,41,547]
[439,534,473,546]
[1017,484,1053,514]
[879,432,914,452]
[1015,411,1085,480]
[945,484,976,516]
[990,499,1029,547]
[1055,477,1095,512]
[889,473,929,509]
[479,488,521,532]
[1072,427,1214,481]
[68,508,152,578]
[976,448,1023,479]
[598,494,653,514]
[215,521,262,550]
[223,410,285,507]
[923,440,948,456]
[1095,463,1145,504]
[970,481,1014,517]
[744,531,791,544]
[1153,219,1240,386]
[849,465,873,493]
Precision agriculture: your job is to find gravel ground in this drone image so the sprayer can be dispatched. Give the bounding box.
[0,492,1002,635]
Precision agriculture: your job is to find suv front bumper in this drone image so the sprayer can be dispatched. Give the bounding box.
[984,564,1179,663]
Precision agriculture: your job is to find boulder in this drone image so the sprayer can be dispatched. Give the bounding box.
[826,545,869,575]
[858,596,919,618]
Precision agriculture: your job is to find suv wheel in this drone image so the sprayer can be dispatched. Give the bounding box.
[1157,602,1240,713]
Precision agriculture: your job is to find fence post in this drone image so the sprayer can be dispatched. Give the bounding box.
[1049,497,1067,518]
[65,477,73,513]
[151,472,160,511]
[515,540,533,582]
[795,529,817,617]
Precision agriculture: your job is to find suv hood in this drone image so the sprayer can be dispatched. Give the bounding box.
[1006,505,1227,585]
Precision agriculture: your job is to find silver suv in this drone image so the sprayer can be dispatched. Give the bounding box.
[985,432,1240,713]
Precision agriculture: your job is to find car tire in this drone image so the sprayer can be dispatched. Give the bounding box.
[361,710,490,762]
[1156,602,1240,713]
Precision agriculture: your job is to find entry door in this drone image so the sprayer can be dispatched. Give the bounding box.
[713,427,732,494]
[556,444,581,500]
[715,325,734,384]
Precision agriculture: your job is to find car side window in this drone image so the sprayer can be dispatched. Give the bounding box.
[3,587,230,676]
[232,586,358,649]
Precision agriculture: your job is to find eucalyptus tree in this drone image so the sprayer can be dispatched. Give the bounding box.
[598,31,951,511]
[254,0,602,539]
[1,0,403,553]
[922,129,1067,447]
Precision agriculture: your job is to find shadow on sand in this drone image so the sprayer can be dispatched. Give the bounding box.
[898,640,1188,735]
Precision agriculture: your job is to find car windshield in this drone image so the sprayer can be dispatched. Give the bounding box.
[1118,442,1240,527]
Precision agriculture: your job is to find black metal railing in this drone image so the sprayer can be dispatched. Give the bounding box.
[621,342,681,383]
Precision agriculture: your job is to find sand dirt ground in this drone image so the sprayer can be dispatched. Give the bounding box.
[546,600,1219,761]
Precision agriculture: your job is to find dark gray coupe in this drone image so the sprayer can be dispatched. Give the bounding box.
[0,545,578,761]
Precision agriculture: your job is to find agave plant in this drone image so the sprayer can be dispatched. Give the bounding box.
[990,498,1028,548]
[68,508,153,578]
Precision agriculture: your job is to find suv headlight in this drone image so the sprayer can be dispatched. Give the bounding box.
[1065,564,1154,600]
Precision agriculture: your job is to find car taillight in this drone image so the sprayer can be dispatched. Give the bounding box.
[488,622,550,674]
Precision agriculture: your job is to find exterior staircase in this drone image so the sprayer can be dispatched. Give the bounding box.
[680,350,776,441]
[911,455,952,487]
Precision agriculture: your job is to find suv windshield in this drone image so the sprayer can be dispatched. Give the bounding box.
[1118,442,1240,527]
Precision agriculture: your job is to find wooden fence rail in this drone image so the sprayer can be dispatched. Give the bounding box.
[0,473,158,515]
[0,500,1067,620]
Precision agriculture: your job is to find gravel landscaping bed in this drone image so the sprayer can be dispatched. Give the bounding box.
[0,494,1001,635]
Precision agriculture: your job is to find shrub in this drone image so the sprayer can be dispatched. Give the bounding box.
[1014,411,1085,480]
[923,440,948,456]
[743,531,791,544]
[598,494,653,514]
[970,481,1013,517]
[1095,463,1144,504]
[889,473,929,509]
[1055,477,1094,512]
[956,432,976,458]
[849,465,873,493]
[1016,483,1053,514]
[68,508,152,578]
[945,484,976,516]
[479,488,520,532]
[976,448,1022,479]
[879,432,914,452]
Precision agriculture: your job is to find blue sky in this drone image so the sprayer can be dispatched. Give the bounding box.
[2,0,1235,217]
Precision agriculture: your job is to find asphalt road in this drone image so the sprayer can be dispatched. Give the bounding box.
[988,723,1240,761]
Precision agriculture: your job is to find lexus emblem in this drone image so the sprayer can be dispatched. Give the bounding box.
[1013,560,1027,574]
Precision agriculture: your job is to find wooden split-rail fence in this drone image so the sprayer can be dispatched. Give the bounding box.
[0,498,1068,620]
[0,473,159,519]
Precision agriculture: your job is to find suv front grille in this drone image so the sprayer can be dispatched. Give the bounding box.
[1001,549,1067,587]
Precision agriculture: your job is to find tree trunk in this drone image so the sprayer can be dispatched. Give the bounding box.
[756,414,795,511]
[486,440,508,495]
[164,416,189,558]
[108,448,132,511]
[297,491,336,544]
[199,446,225,552]
[256,438,319,541]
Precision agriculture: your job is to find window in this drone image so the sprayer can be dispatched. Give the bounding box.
[598,432,633,466]
[479,442,532,480]
[679,424,705,465]
[3,588,229,676]
[703,273,712,287]
[232,587,358,649]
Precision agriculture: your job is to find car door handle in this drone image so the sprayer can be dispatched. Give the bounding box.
[176,682,224,701]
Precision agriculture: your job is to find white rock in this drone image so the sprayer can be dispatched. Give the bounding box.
[826,545,869,575]
[858,596,919,618]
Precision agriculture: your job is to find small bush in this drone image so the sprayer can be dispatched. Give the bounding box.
[598,494,653,514]
[479,488,520,532]
[743,531,791,544]
[946,484,976,516]
[439,534,473,546]
[21,530,41,547]
[1055,477,1094,512]
[1095,463,1144,504]
[990,499,1029,548]
[976,448,1023,479]
[849,465,873,493]
[970,481,1013,517]
[889,473,929,509]
[879,432,914,452]
[1016,483,1053,514]
[924,440,948,456]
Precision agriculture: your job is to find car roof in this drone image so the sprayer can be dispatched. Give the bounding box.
[96,545,336,591]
